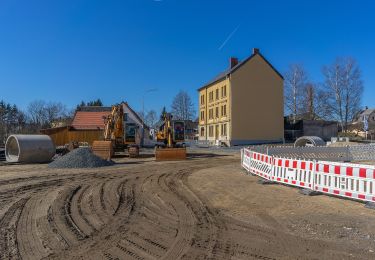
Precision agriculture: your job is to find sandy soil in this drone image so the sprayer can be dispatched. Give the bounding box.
[0,151,374,259]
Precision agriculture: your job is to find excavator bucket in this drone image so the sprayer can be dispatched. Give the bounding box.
[92,141,114,161]
[155,147,187,161]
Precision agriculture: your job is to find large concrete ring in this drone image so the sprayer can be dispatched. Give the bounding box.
[5,134,55,163]
[294,136,325,147]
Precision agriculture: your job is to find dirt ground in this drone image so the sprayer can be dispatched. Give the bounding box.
[1,150,375,259]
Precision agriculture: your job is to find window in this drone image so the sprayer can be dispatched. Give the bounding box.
[200,95,205,105]
[223,105,227,116]
[200,127,205,137]
[209,91,213,102]
[123,113,128,121]
[209,125,214,137]
[200,111,204,121]
[209,109,213,119]
[216,89,219,100]
[222,85,227,97]
[215,107,219,118]
[221,123,227,136]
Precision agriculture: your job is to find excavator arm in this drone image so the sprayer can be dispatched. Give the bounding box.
[92,104,125,160]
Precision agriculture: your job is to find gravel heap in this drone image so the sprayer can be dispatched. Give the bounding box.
[49,147,114,168]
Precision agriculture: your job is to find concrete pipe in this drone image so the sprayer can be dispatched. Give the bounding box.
[5,135,55,163]
[294,136,326,147]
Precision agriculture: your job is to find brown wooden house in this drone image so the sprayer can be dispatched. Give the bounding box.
[41,103,150,147]
[40,106,110,146]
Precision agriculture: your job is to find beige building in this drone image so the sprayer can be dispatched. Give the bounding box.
[198,48,284,146]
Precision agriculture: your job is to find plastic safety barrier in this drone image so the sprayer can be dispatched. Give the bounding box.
[242,149,251,171]
[241,147,375,203]
[315,161,375,202]
[248,151,273,180]
[272,157,314,189]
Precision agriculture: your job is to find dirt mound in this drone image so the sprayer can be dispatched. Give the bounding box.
[48,147,114,168]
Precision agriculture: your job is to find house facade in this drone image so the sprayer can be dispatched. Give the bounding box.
[198,48,284,146]
[41,102,151,146]
[349,107,375,138]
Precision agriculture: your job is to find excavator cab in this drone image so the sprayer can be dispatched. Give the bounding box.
[155,112,187,160]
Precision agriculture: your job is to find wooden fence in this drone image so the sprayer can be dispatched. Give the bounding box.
[40,127,103,146]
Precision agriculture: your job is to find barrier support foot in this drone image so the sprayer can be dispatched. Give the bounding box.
[299,189,322,196]
[365,202,375,210]
[257,179,276,185]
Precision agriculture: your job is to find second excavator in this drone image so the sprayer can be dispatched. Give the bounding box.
[155,110,187,160]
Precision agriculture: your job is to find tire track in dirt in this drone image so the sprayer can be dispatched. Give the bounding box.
[0,197,29,259]
[0,156,292,260]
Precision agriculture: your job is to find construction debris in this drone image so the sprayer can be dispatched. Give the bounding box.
[48,147,114,168]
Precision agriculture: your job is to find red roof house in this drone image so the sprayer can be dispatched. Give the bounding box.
[71,111,110,130]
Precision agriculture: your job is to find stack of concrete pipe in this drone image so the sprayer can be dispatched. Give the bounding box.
[5,135,55,163]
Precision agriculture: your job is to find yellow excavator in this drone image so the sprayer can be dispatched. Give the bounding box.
[92,104,138,160]
[155,110,186,160]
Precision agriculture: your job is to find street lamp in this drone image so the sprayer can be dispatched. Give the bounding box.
[141,88,158,146]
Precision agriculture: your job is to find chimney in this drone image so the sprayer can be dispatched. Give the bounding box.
[230,57,238,68]
[252,48,260,54]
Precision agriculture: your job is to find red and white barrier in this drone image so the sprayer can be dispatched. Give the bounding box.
[248,151,273,180]
[315,161,375,202]
[242,149,252,171]
[272,157,315,189]
[241,148,375,203]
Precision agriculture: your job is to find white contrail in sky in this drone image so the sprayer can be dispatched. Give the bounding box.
[218,24,241,51]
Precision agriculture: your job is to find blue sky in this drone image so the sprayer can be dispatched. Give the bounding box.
[0,0,374,115]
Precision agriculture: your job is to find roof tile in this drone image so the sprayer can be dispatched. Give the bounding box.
[71,111,110,130]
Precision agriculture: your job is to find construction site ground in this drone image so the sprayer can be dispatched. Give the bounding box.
[1,149,375,259]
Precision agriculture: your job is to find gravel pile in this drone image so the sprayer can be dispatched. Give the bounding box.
[49,147,114,168]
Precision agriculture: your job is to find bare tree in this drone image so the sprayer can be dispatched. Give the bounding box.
[171,91,195,120]
[27,100,70,129]
[300,83,332,120]
[44,102,68,127]
[284,64,308,122]
[27,100,47,127]
[145,110,157,128]
[322,57,363,131]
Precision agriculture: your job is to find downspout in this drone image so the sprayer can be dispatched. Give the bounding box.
[228,74,232,146]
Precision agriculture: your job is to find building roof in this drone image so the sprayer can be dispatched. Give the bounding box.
[122,102,149,129]
[71,111,109,130]
[353,108,375,122]
[198,51,283,91]
[359,108,375,117]
[70,104,149,130]
[78,106,112,112]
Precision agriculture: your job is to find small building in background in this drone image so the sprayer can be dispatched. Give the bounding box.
[284,117,338,142]
[171,119,198,141]
[348,107,375,139]
[198,48,284,146]
[41,102,151,147]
